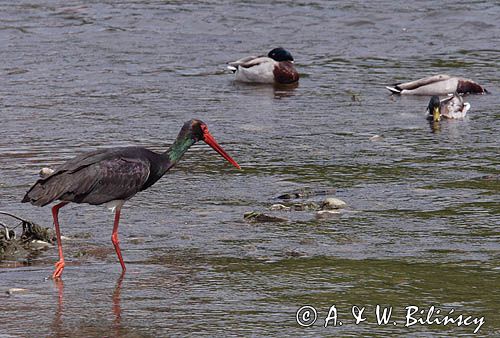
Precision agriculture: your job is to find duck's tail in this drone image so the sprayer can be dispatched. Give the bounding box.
[227,65,238,73]
[385,85,402,94]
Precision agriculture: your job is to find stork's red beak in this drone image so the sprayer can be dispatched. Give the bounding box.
[202,129,241,169]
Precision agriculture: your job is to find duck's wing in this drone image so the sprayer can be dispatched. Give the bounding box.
[386,74,452,94]
[441,94,469,119]
[396,74,451,90]
[227,55,269,72]
[234,56,272,68]
[228,55,259,66]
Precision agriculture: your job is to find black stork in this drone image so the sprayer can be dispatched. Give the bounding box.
[22,119,241,279]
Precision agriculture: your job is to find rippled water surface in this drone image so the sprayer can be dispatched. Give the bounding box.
[1,1,499,336]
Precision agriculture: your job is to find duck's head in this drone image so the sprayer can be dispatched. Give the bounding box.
[268,47,294,62]
[427,96,441,122]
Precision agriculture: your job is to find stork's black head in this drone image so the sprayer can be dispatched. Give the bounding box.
[183,119,205,142]
[179,119,241,169]
[427,96,441,122]
[268,47,294,62]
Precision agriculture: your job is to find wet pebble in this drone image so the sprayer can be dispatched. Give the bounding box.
[6,288,28,296]
[284,250,303,257]
[292,202,319,211]
[269,204,291,211]
[277,192,305,200]
[316,210,342,219]
[320,197,347,210]
[370,134,384,142]
[277,188,336,200]
[72,232,92,239]
[244,212,288,223]
[29,240,52,250]
[39,167,54,178]
[129,237,145,245]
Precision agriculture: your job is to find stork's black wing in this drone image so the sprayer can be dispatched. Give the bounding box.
[22,148,152,206]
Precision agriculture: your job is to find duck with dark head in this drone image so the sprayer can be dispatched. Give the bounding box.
[227,47,299,85]
[426,93,470,122]
[386,74,487,95]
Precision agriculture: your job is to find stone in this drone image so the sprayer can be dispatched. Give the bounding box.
[320,198,347,210]
[269,204,291,211]
[39,167,55,178]
[370,135,384,142]
[6,288,29,295]
[244,212,288,223]
[29,240,52,250]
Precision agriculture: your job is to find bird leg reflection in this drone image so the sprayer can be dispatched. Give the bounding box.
[113,273,125,335]
[51,278,64,336]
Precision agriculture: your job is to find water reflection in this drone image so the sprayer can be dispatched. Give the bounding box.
[429,120,441,133]
[51,275,125,338]
[273,82,299,99]
[230,81,299,99]
[113,274,125,336]
[52,279,64,338]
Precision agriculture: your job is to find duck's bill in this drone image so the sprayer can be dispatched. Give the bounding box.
[203,132,241,169]
[433,107,441,122]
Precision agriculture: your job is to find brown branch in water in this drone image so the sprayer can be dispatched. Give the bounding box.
[0,211,55,244]
[0,211,30,224]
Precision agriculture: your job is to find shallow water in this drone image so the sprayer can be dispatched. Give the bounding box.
[0,0,499,336]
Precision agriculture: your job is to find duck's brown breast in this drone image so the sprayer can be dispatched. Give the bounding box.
[273,61,299,84]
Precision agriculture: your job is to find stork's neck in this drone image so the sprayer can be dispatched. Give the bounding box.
[160,135,196,172]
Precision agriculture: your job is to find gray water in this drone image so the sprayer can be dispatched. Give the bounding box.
[0,1,499,336]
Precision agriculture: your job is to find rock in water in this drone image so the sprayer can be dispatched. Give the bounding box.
[39,167,54,178]
[316,210,341,219]
[269,204,291,211]
[30,239,52,250]
[6,288,29,296]
[370,135,384,142]
[244,212,288,223]
[320,198,347,210]
[292,202,319,211]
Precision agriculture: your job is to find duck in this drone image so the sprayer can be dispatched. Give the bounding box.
[227,47,299,84]
[426,93,470,122]
[386,74,487,95]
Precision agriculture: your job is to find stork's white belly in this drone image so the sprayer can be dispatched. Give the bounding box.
[106,200,125,212]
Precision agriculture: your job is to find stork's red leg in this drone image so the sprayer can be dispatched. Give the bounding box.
[51,201,68,279]
[111,207,126,272]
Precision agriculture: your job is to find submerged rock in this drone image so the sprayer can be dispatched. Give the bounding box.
[284,250,303,257]
[269,204,291,211]
[320,198,347,210]
[316,210,342,219]
[250,190,348,224]
[277,188,336,200]
[0,211,55,262]
[39,167,55,178]
[244,212,288,223]
[6,288,29,296]
[29,239,52,250]
[292,202,319,211]
[277,192,305,200]
[369,134,384,142]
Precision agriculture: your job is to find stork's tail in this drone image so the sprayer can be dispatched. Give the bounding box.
[22,174,68,207]
[22,180,55,206]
